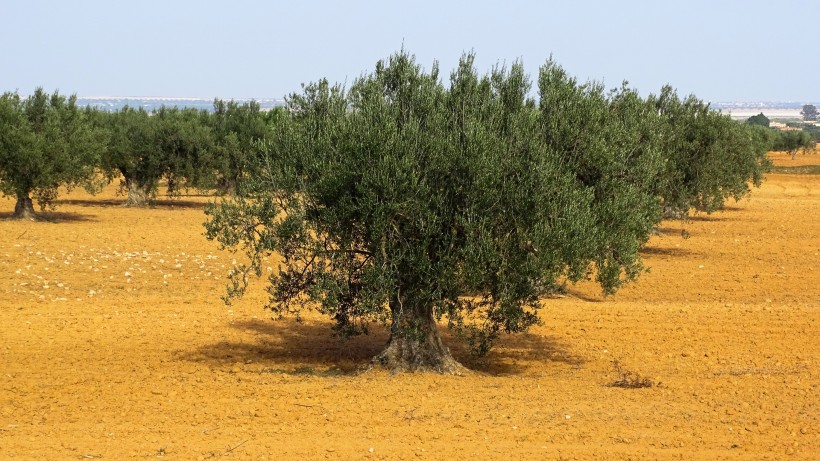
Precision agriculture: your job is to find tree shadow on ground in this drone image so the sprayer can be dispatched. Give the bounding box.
[686,213,727,222]
[145,199,208,209]
[54,198,121,207]
[640,246,698,257]
[464,332,584,376]
[561,289,604,303]
[718,205,744,213]
[653,226,687,237]
[0,211,97,222]
[183,317,583,377]
[55,198,207,210]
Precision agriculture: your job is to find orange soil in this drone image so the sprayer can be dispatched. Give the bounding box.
[1,155,818,460]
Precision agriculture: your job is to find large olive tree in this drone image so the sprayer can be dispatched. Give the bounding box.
[205,51,667,373]
[0,88,106,219]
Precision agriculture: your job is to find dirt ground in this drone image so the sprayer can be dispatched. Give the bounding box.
[1,152,817,460]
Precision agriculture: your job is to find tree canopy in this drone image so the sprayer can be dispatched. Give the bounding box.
[649,87,770,216]
[99,106,213,206]
[0,88,106,219]
[208,99,274,195]
[205,51,674,372]
[771,129,815,159]
[746,112,770,128]
[801,104,818,121]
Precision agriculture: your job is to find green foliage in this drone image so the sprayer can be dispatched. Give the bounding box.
[801,104,818,121]
[205,51,666,359]
[536,63,665,293]
[745,112,770,128]
[771,129,815,158]
[99,107,159,202]
[0,88,106,216]
[154,106,214,192]
[208,99,272,194]
[649,87,771,216]
[100,106,214,205]
[805,124,820,143]
[770,165,820,174]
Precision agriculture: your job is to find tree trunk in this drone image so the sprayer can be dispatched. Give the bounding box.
[123,178,150,207]
[215,177,237,196]
[373,297,464,374]
[13,193,37,220]
[662,205,686,220]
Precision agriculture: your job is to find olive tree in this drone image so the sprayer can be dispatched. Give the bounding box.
[649,87,770,217]
[101,106,213,206]
[745,112,770,128]
[205,51,667,373]
[209,99,272,195]
[801,104,817,122]
[772,129,815,159]
[0,88,106,219]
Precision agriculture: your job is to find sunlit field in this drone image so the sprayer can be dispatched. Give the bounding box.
[1,153,817,460]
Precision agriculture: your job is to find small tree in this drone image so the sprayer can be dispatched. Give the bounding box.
[0,89,106,219]
[801,104,818,122]
[746,112,770,128]
[772,129,815,159]
[205,51,666,372]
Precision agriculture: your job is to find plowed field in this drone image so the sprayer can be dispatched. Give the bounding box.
[1,152,818,460]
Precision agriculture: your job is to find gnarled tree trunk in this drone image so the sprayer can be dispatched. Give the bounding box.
[373,297,463,374]
[123,177,150,207]
[13,193,36,220]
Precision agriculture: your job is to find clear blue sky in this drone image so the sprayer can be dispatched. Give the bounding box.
[2,0,817,102]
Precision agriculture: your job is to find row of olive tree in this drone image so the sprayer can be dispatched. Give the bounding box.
[96,101,281,207]
[652,88,772,217]
[204,51,771,372]
[1,91,278,216]
[745,113,816,159]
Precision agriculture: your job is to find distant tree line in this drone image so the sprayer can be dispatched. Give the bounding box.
[744,112,817,159]
[1,92,283,215]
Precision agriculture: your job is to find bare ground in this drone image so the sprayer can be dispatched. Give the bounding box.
[1,152,817,460]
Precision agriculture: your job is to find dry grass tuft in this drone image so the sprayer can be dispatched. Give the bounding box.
[609,360,657,389]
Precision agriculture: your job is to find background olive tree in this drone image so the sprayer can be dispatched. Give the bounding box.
[205,51,667,372]
[745,112,770,128]
[771,129,815,159]
[208,99,273,195]
[0,88,106,219]
[801,104,817,122]
[649,87,770,217]
[100,106,213,206]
